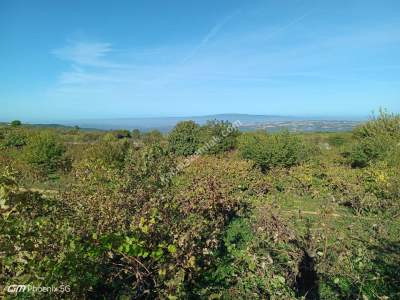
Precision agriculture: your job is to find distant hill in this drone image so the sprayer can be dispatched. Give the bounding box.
[1,114,365,132]
[0,122,102,132]
[24,124,102,131]
[62,114,364,132]
[61,114,295,131]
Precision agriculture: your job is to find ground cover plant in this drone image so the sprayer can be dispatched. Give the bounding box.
[1,113,399,299]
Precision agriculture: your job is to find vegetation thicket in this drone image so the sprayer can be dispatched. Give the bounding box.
[0,111,399,299]
[199,120,240,154]
[0,127,28,149]
[168,121,201,156]
[22,131,70,178]
[238,130,313,172]
[350,110,400,168]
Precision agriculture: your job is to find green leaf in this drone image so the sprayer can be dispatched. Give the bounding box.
[334,278,340,284]
[167,244,176,254]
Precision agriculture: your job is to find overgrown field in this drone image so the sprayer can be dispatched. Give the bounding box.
[1,114,399,299]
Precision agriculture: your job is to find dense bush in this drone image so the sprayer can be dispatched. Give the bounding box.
[168,121,201,156]
[195,205,303,299]
[350,111,400,168]
[0,168,102,298]
[131,128,141,140]
[142,129,164,145]
[22,131,70,177]
[0,129,27,148]
[59,143,253,298]
[326,133,352,147]
[111,129,131,139]
[82,139,130,170]
[238,130,310,172]
[168,120,240,156]
[1,145,254,298]
[199,120,240,154]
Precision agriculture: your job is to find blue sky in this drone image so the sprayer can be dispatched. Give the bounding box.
[1,0,399,122]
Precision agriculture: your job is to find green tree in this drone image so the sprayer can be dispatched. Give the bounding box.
[168,121,201,156]
[200,120,240,154]
[10,120,22,127]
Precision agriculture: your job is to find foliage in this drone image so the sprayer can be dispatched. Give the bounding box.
[195,205,302,299]
[0,168,101,299]
[326,133,352,148]
[63,145,252,298]
[82,139,130,169]
[199,120,240,154]
[0,128,27,148]
[1,113,400,299]
[10,120,22,127]
[111,129,131,139]
[0,167,17,201]
[350,110,400,168]
[142,129,164,145]
[131,128,141,140]
[168,121,201,156]
[168,120,240,156]
[238,130,311,172]
[22,131,70,177]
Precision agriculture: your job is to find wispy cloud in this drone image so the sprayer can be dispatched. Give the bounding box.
[52,41,127,68]
[181,10,241,64]
[48,13,400,105]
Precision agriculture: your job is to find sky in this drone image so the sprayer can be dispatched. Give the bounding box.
[1,0,399,122]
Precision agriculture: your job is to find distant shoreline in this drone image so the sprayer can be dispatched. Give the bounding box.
[1,113,364,132]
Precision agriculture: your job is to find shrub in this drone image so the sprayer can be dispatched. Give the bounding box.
[350,111,400,168]
[10,120,22,127]
[349,142,372,168]
[111,129,131,139]
[131,129,141,140]
[0,129,27,148]
[349,134,395,168]
[0,169,102,298]
[199,120,240,154]
[361,162,400,212]
[23,131,70,177]
[142,129,164,145]
[327,133,351,147]
[195,205,302,299]
[168,121,201,156]
[353,110,400,139]
[0,167,17,201]
[38,143,178,297]
[238,130,310,172]
[83,139,130,169]
[64,144,253,298]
